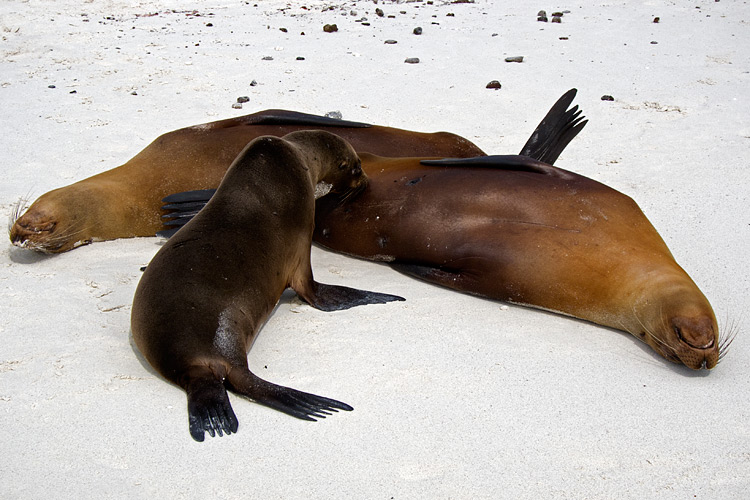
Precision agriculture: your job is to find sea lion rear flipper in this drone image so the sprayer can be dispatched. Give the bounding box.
[226,370,353,421]
[299,282,405,312]
[157,189,217,238]
[186,375,239,442]
[519,88,588,165]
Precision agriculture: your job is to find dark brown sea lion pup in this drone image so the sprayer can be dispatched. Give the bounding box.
[131,131,404,441]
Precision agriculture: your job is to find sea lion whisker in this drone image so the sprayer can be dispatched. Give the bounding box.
[630,305,676,354]
[7,194,32,236]
[716,317,740,363]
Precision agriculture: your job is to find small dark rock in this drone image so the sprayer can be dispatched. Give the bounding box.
[232,102,243,109]
[537,15,548,22]
[551,11,564,17]
[405,57,420,64]
[296,56,305,60]
[551,16,562,23]
[653,17,660,23]
[376,8,384,17]
[131,91,138,96]
[601,95,615,101]
[537,10,546,16]
[262,56,273,60]
[362,22,370,26]
[650,40,658,44]
[280,27,288,32]
[237,96,250,103]
[384,39,398,44]
[250,80,258,86]
[69,90,77,94]
[505,56,524,63]
[48,85,56,89]
[559,36,569,40]
[413,26,423,35]
[323,24,338,33]
[486,80,501,89]
[206,22,213,27]
[447,13,455,17]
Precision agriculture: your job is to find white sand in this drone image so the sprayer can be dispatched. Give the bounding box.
[1,1,748,498]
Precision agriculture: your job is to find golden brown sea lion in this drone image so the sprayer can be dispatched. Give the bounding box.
[131,131,404,441]
[9,111,485,253]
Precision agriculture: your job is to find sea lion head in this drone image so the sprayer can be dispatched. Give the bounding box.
[283,130,367,202]
[629,272,735,370]
[9,186,95,253]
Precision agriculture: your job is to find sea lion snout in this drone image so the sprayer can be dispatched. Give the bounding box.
[672,316,716,349]
[10,208,59,251]
[669,316,719,369]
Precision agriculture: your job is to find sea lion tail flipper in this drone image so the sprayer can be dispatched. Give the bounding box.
[227,370,353,421]
[298,282,406,312]
[519,88,588,165]
[157,189,217,238]
[185,374,239,442]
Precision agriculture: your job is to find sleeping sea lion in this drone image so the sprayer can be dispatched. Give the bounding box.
[131,131,404,441]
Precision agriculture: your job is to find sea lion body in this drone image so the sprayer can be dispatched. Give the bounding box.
[313,154,720,369]
[131,131,404,441]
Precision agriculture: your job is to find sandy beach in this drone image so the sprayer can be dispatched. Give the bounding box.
[1,1,749,498]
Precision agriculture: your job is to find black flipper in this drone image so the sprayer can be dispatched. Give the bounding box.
[235,109,372,129]
[304,282,406,312]
[157,189,217,238]
[226,370,353,422]
[390,263,476,294]
[186,376,239,442]
[420,154,571,178]
[519,88,588,165]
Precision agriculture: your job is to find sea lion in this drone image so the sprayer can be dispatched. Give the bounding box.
[9,110,485,253]
[131,131,404,441]
[311,153,728,370]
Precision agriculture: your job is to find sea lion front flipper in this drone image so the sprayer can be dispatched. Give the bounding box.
[420,155,573,179]
[519,88,588,165]
[299,282,406,312]
[185,375,239,442]
[226,370,353,421]
[390,263,476,294]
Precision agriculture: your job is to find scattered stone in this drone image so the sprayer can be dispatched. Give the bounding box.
[413,26,423,35]
[653,16,660,23]
[325,111,343,120]
[280,27,288,32]
[537,10,547,17]
[131,91,138,96]
[486,80,501,89]
[551,15,562,23]
[376,8,384,17]
[405,57,420,64]
[206,22,213,27]
[650,41,658,44]
[237,96,249,103]
[362,22,370,26]
[250,80,258,86]
[559,36,569,40]
[296,56,305,60]
[447,13,455,17]
[48,85,56,89]
[232,102,243,109]
[551,11,564,17]
[491,33,498,37]
[384,39,398,44]
[69,90,77,94]
[323,24,338,33]
[601,95,615,101]
[505,56,524,63]
[538,14,548,22]
[350,10,357,16]
[262,56,273,60]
